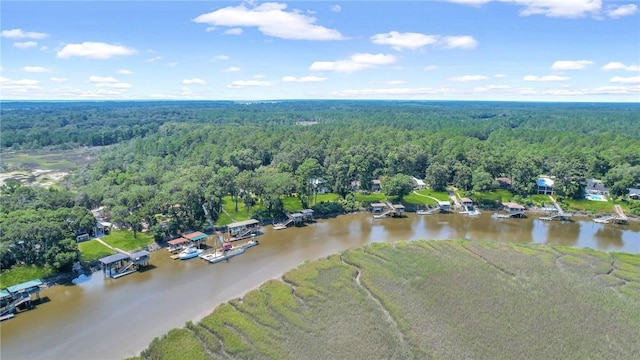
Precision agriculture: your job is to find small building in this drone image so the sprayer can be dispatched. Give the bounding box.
[167,237,190,253]
[98,251,150,279]
[496,177,512,189]
[290,212,304,226]
[75,232,90,242]
[437,200,451,212]
[226,219,260,237]
[301,209,314,221]
[627,188,640,200]
[503,202,525,213]
[460,198,474,207]
[350,180,361,192]
[412,177,426,190]
[183,231,208,245]
[94,220,111,237]
[311,178,329,194]
[586,179,609,196]
[393,204,405,216]
[371,179,381,192]
[370,203,387,214]
[537,177,555,195]
[6,279,43,298]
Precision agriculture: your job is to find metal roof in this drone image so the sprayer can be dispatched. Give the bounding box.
[168,237,190,246]
[7,279,43,293]
[301,209,314,214]
[98,253,129,265]
[227,219,260,229]
[1,289,12,298]
[183,231,207,241]
[129,250,150,260]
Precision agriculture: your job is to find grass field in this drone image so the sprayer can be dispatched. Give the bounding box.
[78,239,116,261]
[310,193,341,204]
[413,189,450,201]
[354,192,387,203]
[132,240,640,360]
[402,192,437,205]
[101,230,154,252]
[472,189,513,202]
[0,266,53,289]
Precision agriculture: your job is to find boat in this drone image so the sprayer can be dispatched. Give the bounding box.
[273,223,287,230]
[178,246,203,260]
[240,238,259,250]
[417,209,434,215]
[200,247,245,264]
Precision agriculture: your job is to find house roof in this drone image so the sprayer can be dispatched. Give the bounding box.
[0,289,11,299]
[370,202,386,207]
[301,209,314,214]
[537,177,554,187]
[98,253,129,265]
[372,179,381,185]
[168,237,190,246]
[503,202,525,210]
[183,231,207,241]
[628,188,640,195]
[586,178,608,192]
[437,200,451,206]
[496,177,512,185]
[129,250,150,260]
[7,279,43,293]
[412,177,426,186]
[460,198,473,203]
[226,219,260,229]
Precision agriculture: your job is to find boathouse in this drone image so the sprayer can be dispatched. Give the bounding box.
[227,219,260,239]
[460,198,474,207]
[98,251,150,279]
[1,279,43,319]
[290,213,304,226]
[370,203,387,214]
[183,231,207,246]
[437,200,451,212]
[301,209,314,222]
[393,204,405,216]
[167,237,190,253]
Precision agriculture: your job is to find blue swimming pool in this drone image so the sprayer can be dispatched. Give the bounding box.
[586,194,607,201]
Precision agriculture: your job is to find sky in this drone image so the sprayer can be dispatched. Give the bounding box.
[1,0,639,102]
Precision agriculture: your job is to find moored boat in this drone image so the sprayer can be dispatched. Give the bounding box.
[273,223,287,230]
[178,246,203,260]
[200,247,245,264]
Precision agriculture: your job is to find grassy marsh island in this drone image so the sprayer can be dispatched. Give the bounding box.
[131,239,640,359]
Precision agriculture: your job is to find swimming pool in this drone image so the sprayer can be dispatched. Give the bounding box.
[586,194,607,201]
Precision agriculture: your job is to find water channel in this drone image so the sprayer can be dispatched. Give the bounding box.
[1,212,639,360]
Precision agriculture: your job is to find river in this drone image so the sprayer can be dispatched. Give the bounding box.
[1,212,639,360]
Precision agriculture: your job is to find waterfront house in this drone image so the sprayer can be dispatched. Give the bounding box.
[537,176,555,195]
[311,178,329,194]
[350,180,361,192]
[628,188,640,200]
[503,202,526,214]
[586,179,609,196]
[496,177,512,189]
[412,177,426,190]
[371,179,381,192]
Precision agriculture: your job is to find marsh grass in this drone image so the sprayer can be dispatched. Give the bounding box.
[136,240,640,360]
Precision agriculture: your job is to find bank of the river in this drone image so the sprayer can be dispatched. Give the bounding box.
[1,212,639,360]
[131,239,640,360]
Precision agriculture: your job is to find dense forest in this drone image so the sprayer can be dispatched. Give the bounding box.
[1,100,639,272]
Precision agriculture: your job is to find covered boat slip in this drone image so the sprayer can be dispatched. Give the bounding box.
[99,251,150,279]
[1,279,44,320]
[226,219,261,240]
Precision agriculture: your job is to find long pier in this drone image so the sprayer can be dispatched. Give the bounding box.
[540,197,572,222]
[595,205,629,224]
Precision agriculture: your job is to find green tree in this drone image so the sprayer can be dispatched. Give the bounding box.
[381,173,415,200]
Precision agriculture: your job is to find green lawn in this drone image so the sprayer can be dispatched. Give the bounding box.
[282,195,304,212]
[78,239,116,261]
[402,192,437,206]
[354,192,387,203]
[0,266,53,289]
[561,198,616,215]
[413,189,450,201]
[101,230,154,252]
[472,189,513,202]
[310,193,341,205]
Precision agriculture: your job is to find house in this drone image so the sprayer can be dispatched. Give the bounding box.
[537,176,555,195]
[350,180,361,192]
[371,179,381,192]
[586,179,609,196]
[629,188,640,200]
[311,178,329,194]
[412,177,426,190]
[496,177,512,189]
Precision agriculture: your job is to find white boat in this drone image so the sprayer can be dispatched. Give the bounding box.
[417,209,434,215]
[200,247,245,264]
[178,246,203,260]
[273,223,287,230]
[240,238,259,249]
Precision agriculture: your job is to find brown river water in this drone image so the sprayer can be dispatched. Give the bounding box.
[1,212,639,360]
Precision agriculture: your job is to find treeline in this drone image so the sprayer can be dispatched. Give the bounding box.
[67,102,640,242]
[2,101,639,149]
[0,182,95,271]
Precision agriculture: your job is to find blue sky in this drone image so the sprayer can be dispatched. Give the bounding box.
[1,0,639,101]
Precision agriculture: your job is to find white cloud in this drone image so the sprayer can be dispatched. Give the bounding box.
[424,65,439,71]
[0,78,42,94]
[87,76,131,89]
[193,2,345,41]
[447,0,603,18]
[13,41,38,49]
[601,62,640,72]
[330,5,342,13]
[607,4,638,18]
[182,78,206,85]
[371,31,438,50]
[50,77,69,83]
[333,87,451,97]
[386,80,406,85]
[146,56,163,63]
[57,42,137,59]
[223,66,241,72]
[440,35,478,49]
[118,69,134,75]
[213,55,230,61]
[227,80,272,88]
[310,53,397,73]
[89,76,118,83]
[23,66,51,73]
[1,29,49,39]
[449,75,489,82]
[282,75,327,82]
[494,73,507,78]
[523,75,571,81]
[224,28,243,35]
[610,76,640,84]
[254,74,266,79]
[551,60,593,70]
